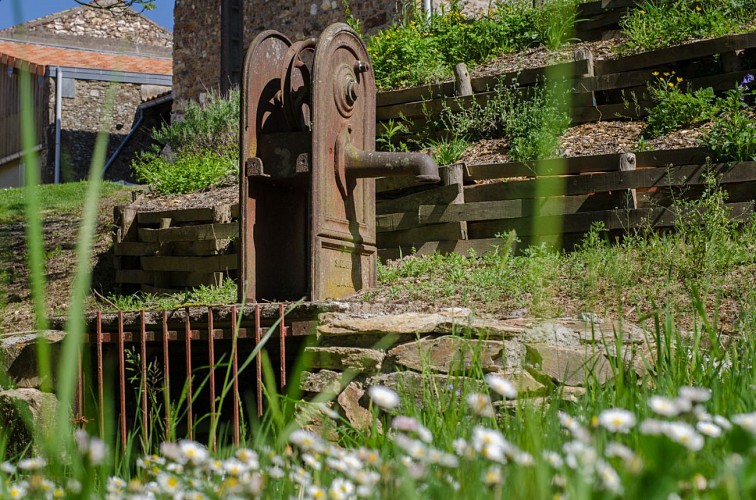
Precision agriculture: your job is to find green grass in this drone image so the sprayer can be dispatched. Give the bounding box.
[0,181,130,224]
[104,278,237,311]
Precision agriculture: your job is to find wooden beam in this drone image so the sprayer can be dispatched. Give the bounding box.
[464,162,756,201]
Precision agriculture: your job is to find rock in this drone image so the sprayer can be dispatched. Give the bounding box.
[498,370,548,397]
[578,312,603,324]
[318,311,465,336]
[518,319,646,348]
[304,347,384,374]
[387,336,505,374]
[369,371,486,410]
[337,382,377,431]
[0,331,65,389]
[561,386,587,402]
[299,370,342,395]
[525,344,614,386]
[496,397,549,413]
[293,401,339,441]
[0,388,59,457]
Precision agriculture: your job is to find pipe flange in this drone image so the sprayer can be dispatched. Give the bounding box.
[333,63,359,118]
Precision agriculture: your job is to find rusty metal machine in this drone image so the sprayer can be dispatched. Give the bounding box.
[239,24,439,302]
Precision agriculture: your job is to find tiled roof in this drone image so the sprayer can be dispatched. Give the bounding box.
[0,40,172,76]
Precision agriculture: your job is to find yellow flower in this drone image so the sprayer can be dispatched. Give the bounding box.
[695,5,702,11]
[668,82,674,88]
[652,71,659,76]
[677,77,684,83]
[639,9,646,14]
[663,72,670,77]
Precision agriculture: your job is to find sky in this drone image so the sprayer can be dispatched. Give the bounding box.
[0,0,174,31]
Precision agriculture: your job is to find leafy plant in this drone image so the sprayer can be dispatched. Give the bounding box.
[532,0,581,50]
[376,118,412,153]
[644,72,718,138]
[132,151,236,195]
[703,76,756,161]
[427,136,471,166]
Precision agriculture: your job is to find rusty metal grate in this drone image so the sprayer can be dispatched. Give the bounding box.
[76,303,291,450]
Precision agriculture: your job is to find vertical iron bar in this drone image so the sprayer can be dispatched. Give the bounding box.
[118,311,127,449]
[185,308,193,440]
[279,303,287,388]
[232,305,240,446]
[140,310,148,449]
[255,304,262,418]
[208,307,216,452]
[97,311,104,438]
[162,311,171,442]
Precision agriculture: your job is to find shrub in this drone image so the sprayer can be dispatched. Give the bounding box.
[643,72,718,138]
[435,79,570,161]
[152,89,240,162]
[132,151,236,195]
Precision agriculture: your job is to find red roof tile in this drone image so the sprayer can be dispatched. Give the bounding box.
[0,40,172,76]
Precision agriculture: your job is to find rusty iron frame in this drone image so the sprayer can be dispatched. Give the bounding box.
[77,304,290,448]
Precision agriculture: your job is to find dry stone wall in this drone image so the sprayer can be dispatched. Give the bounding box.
[297,309,652,430]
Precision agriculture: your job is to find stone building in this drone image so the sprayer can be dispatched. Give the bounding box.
[172,0,489,111]
[0,0,173,187]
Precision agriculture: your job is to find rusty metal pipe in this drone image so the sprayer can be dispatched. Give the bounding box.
[344,142,440,183]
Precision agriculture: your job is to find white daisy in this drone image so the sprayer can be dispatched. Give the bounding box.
[367,385,400,410]
[466,392,495,418]
[648,396,681,417]
[598,408,636,433]
[485,374,517,399]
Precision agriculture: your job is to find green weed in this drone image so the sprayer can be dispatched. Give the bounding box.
[620,0,745,54]
[132,151,236,195]
[644,72,718,138]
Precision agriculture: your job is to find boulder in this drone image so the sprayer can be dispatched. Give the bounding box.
[0,331,65,389]
[0,388,59,457]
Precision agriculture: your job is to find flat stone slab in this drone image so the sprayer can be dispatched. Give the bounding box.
[387,336,506,374]
[525,343,614,386]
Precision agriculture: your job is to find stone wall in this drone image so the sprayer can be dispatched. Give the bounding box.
[2,2,172,48]
[172,0,222,113]
[43,79,146,183]
[173,0,490,108]
[296,309,651,430]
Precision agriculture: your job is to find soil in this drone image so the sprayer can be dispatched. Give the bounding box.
[0,191,132,335]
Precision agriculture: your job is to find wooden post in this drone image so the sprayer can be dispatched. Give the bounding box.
[618,153,637,209]
[440,163,468,239]
[454,63,473,97]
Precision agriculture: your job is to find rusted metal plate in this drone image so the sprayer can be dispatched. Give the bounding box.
[311,23,377,300]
